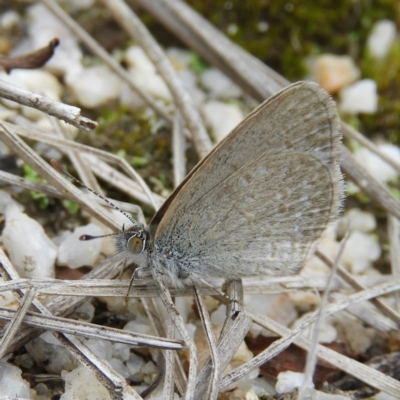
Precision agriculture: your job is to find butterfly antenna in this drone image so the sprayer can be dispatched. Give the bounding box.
[51,159,137,228]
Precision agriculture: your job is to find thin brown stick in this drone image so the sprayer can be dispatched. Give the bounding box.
[0,38,59,73]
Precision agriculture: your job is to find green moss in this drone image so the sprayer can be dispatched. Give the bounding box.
[185,0,400,81]
[359,41,400,145]
[78,105,175,219]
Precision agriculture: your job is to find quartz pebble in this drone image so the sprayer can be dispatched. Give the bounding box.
[367,20,397,59]
[68,65,122,108]
[125,46,172,102]
[337,208,376,236]
[341,231,381,274]
[26,332,78,374]
[0,189,23,213]
[57,223,104,269]
[202,100,244,142]
[291,312,337,343]
[61,365,111,400]
[315,54,359,94]
[25,4,83,80]
[3,205,57,278]
[200,68,242,99]
[275,371,312,393]
[0,360,31,398]
[339,79,378,114]
[353,144,400,183]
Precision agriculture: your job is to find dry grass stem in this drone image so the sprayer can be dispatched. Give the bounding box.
[0,80,97,132]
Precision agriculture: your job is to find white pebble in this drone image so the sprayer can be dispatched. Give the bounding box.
[4,69,62,100]
[353,144,400,183]
[167,47,192,70]
[211,303,227,326]
[26,4,83,79]
[175,296,193,324]
[57,223,103,269]
[3,205,56,278]
[331,311,377,354]
[68,65,122,108]
[314,54,359,94]
[0,276,17,307]
[275,371,313,393]
[367,20,397,59]
[201,68,242,99]
[26,332,77,373]
[303,236,340,277]
[337,208,376,236]
[125,46,172,102]
[61,365,111,400]
[126,352,145,377]
[341,231,381,274]
[109,357,129,378]
[0,10,20,30]
[339,79,378,114]
[291,312,337,343]
[0,190,23,214]
[84,338,113,361]
[202,100,244,142]
[112,342,130,362]
[244,294,297,334]
[75,301,95,322]
[0,360,31,398]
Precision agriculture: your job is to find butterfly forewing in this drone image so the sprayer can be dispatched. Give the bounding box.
[151,82,343,280]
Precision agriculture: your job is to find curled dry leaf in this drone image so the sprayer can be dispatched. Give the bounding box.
[0,38,60,73]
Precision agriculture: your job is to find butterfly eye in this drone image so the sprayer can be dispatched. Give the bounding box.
[127,236,144,254]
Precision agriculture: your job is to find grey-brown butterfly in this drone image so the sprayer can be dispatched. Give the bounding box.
[114,81,344,287]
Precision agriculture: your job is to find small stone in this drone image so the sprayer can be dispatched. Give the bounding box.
[112,342,130,362]
[337,208,377,236]
[341,231,381,274]
[57,223,103,269]
[275,371,313,393]
[291,312,337,343]
[303,236,340,276]
[244,294,297,336]
[200,68,242,99]
[332,311,377,354]
[68,65,122,108]
[167,47,192,70]
[175,296,194,323]
[0,360,31,398]
[75,301,95,322]
[26,4,83,79]
[84,338,113,361]
[126,352,145,378]
[202,100,244,142]
[211,303,227,326]
[353,144,400,183]
[3,205,57,278]
[0,189,23,214]
[61,365,111,400]
[26,333,78,374]
[0,10,20,30]
[339,79,378,114]
[124,46,172,102]
[0,276,17,307]
[314,54,360,94]
[367,20,397,60]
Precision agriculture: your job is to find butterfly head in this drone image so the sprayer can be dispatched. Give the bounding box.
[115,224,149,255]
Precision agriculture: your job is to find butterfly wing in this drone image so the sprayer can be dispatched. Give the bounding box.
[151,82,343,280]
